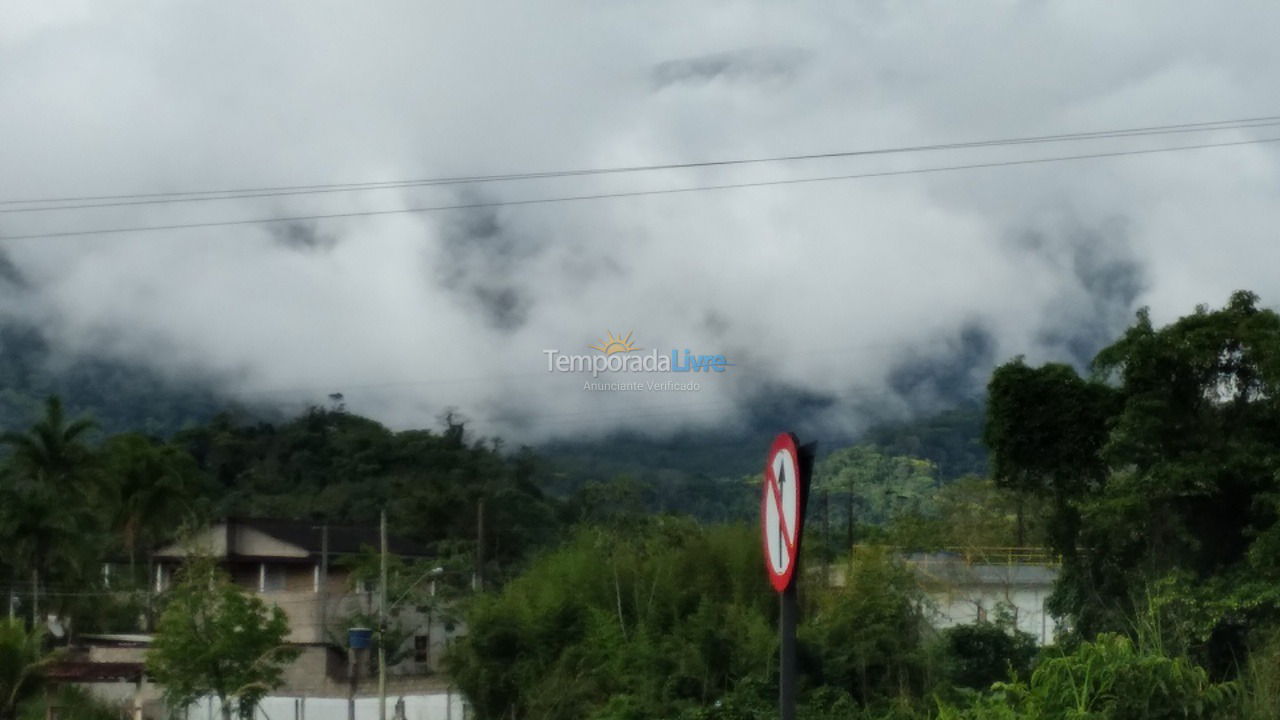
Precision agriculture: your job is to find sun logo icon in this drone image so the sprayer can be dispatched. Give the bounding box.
[590,331,640,355]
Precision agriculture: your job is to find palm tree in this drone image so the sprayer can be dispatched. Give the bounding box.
[101,433,208,579]
[0,396,97,625]
[0,396,96,486]
[0,619,56,720]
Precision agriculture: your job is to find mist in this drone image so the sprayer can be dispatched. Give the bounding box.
[3,1,1280,442]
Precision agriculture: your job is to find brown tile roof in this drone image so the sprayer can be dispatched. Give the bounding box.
[47,661,143,683]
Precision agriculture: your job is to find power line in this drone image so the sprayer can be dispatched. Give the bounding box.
[3,113,1279,212]
[3,135,1277,242]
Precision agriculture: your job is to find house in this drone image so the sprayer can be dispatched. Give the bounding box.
[65,518,469,720]
[152,518,430,645]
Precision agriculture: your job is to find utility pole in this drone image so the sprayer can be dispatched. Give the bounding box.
[320,525,330,641]
[474,499,485,592]
[821,489,831,587]
[846,490,854,555]
[379,511,388,720]
[145,557,154,631]
[347,644,357,720]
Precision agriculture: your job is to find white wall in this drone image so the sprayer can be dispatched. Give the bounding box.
[185,694,469,720]
[922,586,1060,645]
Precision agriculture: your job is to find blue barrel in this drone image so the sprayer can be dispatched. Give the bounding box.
[348,627,373,649]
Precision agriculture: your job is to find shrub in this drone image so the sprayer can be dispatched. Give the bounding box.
[19,686,123,720]
[937,621,1037,691]
[939,633,1236,720]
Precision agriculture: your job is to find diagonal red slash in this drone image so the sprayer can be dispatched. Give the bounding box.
[766,462,797,558]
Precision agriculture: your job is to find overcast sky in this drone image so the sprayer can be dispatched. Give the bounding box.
[2,1,1280,441]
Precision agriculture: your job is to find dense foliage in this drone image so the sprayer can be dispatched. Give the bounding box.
[0,403,562,629]
[449,524,1060,720]
[447,521,777,720]
[938,634,1237,720]
[171,408,559,577]
[987,292,1280,663]
[936,621,1036,692]
[16,686,121,720]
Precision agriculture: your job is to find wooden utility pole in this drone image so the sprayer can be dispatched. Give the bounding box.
[378,511,388,720]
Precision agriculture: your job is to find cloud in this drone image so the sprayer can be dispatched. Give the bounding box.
[2,1,1280,442]
[651,47,810,89]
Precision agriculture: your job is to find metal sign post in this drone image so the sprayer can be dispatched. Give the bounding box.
[761,433,813,720]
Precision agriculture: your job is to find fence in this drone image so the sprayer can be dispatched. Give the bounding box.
[184,693,468,720]
[851,545,1062,567]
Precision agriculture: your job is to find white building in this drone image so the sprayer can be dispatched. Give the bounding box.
[903,550,1061,644]
[831,546,1062,645]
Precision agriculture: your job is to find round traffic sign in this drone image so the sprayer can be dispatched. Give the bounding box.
[761,433,803,592]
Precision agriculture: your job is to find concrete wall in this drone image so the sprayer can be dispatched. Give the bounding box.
[78,646,466,720]
[921,585,1060,645]
[72,679,166,720]
[247,586,461,668]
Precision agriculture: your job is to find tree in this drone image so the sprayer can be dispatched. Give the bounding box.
[1,396,97,489]
[937,620,1037,691]
[100,433,211,578]
[0,619,56,720]
[800,547,930,705]
[984,361,1116,550]
[335,547,465,673]
[878,474,1040,551]
[146,558,298,720]
[0,396,99,625]
[984,291,1280,648]
[172,408,561,581]
[814,446,938,551]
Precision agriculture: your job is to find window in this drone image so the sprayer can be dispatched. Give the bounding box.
[414,634,429,664]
